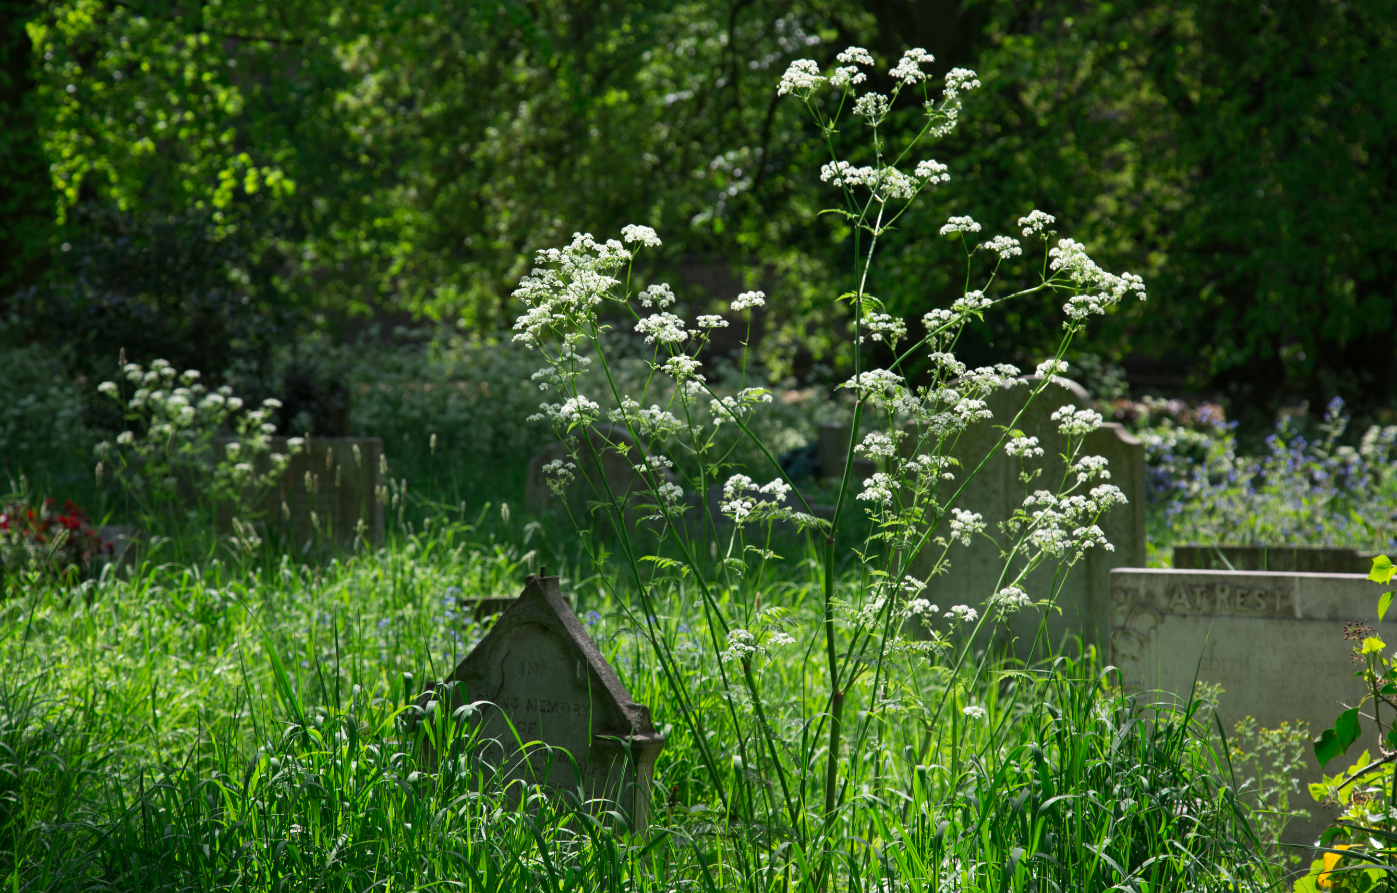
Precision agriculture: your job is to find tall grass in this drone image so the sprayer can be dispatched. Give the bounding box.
[0,514,1283,891]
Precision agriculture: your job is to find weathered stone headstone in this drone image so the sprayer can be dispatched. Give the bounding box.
[1174,544,1378,574]
[1111,567,1389,846]
[215,435,384,547]
[525,425,670,518]
[428,573,665,829]
[910,376,1146,657]
[816,422,877,485]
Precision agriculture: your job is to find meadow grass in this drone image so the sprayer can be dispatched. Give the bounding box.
[0,507,1290,892]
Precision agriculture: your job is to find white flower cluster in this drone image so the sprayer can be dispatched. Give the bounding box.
[943,68,981,101]
[888,47,935,84]
[962,705,987,720]
[989,586,1032,614]
[541,459,577,495]
[862,312,906,343]
[952,290,992,313]
[731,290,765,312]
[853,92,891,122]
[661,354,704,381]
[721,474,796,525]
[858,472,896,507]
[710,387,772,427]
[842,368,904,399]
[621,224,662,247]
[856,431,896,458]
[1051,405,1104,437]
[529,395,600,428]
[635,312,689,344]
[1015,486,1126,559]
[914,159,950,185]
[696,315,728,329]
[1048,238,1148,321]
[720,627,794,663]
[96,360,299,511]
[946,604,979,623]
[777,59,825,97]
[1036,358,1070,378]
[948,508,985,545]
[512,232,630,348]
[838,46,874,66]
[1072,455,1112,482]
[819,161,921,201]
[1018,210,1056,237]
[984,235,1022,260]
[639,282,676,308]
[940,216,981,236]
[1005,434,1044,459]
[611,398,682,438]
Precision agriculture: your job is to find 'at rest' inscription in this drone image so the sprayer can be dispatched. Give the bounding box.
[1112,581,1293,619]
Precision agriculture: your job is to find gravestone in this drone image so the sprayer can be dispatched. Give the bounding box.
[1174,545,1378,575]
[1111,567,1389,846]
[427,573,665,830]
[816,422,877,485]
[525,425,672,518]
[215,435,384,548]
[909,376,1146,657]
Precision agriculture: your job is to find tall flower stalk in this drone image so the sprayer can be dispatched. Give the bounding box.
[513,47,1145,886]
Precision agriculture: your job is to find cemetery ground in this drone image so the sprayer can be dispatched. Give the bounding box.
[0,509,1291,892]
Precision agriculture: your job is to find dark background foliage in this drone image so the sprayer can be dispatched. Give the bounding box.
[3,0,1394,440]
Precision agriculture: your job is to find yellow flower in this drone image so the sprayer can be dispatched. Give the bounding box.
[1362,636,1387,655]
[1319,843,1354,888]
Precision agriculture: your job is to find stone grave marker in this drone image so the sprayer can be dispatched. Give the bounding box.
[215,435,384,547]
[425,572,665,830]
[525,425,674,518]
[1111,567,1389,846]
[1173,544,1378,575]
[909,376,1146,657]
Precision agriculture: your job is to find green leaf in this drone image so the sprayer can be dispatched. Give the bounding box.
[1380,591,1394,621]
[1315,708,1363,768]
[1386,727,1397,752]
[1369,555,1395,584]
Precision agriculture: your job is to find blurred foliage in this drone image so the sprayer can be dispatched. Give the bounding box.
[2,0,1395,433]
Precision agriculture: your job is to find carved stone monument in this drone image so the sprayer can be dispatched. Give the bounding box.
[1111,567,1389,845]
[910,376,1146,657]
[428,573,665,830]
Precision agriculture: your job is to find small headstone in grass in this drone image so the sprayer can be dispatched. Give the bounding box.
[1111,566,1389,847]
[424,572,665,830]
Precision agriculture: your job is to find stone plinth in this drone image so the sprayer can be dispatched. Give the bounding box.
[1111,567,1390,846]
[429,574,664,830]
[910,377,1145,657]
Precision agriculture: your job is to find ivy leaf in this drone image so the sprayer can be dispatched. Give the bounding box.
[1369,555,1395,585]
[1315,708,1363,769]
[1380,591,1394,621]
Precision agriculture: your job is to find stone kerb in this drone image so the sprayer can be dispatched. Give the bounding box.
[1110,567,1389,846]
[425,574,665,830]
[910,376,1145,657]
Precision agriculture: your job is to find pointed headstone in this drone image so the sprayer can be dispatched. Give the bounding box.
[428,573,665,830]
